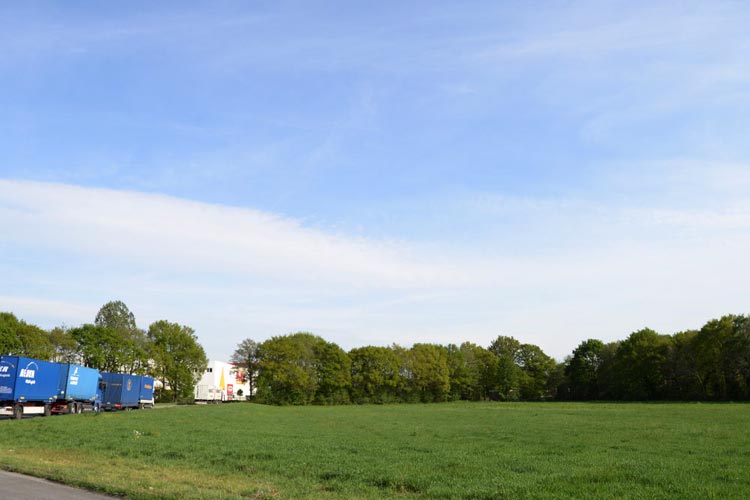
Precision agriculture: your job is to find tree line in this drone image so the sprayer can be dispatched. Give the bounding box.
[559,315,750,401]
[231,314,750,404]
[4,305,748,404]
[0,301,207,401]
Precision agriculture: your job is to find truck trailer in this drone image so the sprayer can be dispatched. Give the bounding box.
[51,363,102,414]
[0,356,62,419]
[102,373,155,410]
[195,360,252,402]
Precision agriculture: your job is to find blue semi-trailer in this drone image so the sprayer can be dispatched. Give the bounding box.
[101,372,138,410]
[51,363,102,415]
[0,356,63,419]
[102,373,155,410]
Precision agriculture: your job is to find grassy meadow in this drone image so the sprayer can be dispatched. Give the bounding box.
[1,402,748,499]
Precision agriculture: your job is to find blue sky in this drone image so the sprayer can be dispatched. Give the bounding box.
[2,1,749,361]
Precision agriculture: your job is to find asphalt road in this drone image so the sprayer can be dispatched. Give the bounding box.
[0,470,119,499]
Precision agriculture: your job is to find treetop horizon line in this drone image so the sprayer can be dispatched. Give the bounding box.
[2,301,748,403]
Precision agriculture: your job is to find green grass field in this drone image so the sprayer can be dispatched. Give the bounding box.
[1,402,748,499]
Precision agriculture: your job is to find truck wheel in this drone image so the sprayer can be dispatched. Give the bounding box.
[12,404,23,420]
[69,403,77,414]
[43,404,51,417]
[77,404,84,414]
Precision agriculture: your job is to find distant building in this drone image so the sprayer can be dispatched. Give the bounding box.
[194,360,253,402]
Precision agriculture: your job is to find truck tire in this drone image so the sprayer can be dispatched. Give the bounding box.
[44,404,51,417]
[77,404,84,414]
[69,403,77,414]
[12,404,23,420]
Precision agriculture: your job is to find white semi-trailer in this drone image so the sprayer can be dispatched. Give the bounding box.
[194,360,252,403]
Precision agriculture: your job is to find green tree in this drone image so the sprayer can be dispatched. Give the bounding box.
[547,361,568,400]
[566,339,605,400]
[349,345,403,403]
[313,340,351,404]
[725,315,750,399]
[690,315,750,400]
[408,343,451,402]
[0,312,53,359]
[0,312,24,355]
[94,301,148,373]
[453,342,498,401]
[256,333,321,405]
[594,341,621,399]
[516,343,556,400]
[446,344,471,401]
[70,324,128,371]
[692,317,734,400]
[488,335,522,400]
[390,344,415,401]
[95,300,137,332]
[667,330,703,400]
[148,320,207,401]
[611,328,671,400]
[229,338,260,399]
[49,325,79,363]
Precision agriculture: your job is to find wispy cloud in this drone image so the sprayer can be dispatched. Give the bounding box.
[0,179,464,289]
[468,2,750,149]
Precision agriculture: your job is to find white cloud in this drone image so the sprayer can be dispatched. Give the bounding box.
[1,178,749,361]
[0,179,468,290]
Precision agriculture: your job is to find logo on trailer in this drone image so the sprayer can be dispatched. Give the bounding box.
[127,379,133,391]
[70,366,80,386]
[0,363,11,380]
[0,361,13,389]
[20,362,39,386]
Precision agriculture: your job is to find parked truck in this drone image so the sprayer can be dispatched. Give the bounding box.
[101,373,155,410]
[51,363,102,414]
[0,356,157,419]
[0,356,62,419]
